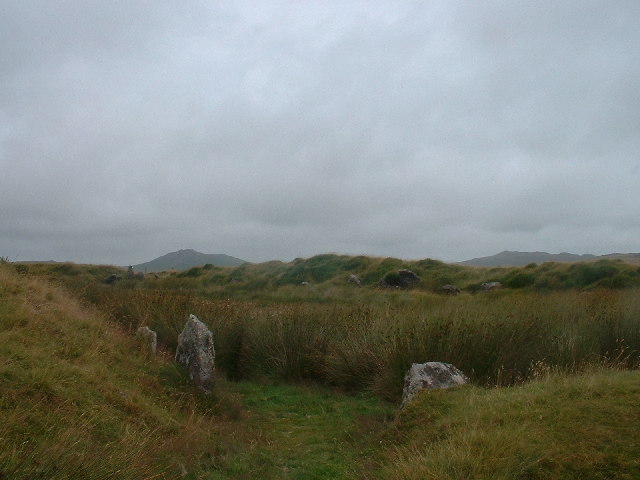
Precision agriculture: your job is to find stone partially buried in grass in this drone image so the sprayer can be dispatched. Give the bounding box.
[401,362,469,408]
[136,326,157,354]
[175,314,216,392]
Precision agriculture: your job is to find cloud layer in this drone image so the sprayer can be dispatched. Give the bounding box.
[2,1,639,264]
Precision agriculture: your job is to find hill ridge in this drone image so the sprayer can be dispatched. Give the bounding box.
[132,248,247,272]
[460,250,598,267]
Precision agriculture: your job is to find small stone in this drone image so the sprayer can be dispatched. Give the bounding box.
[401,362,469,408]
[481,281,502,291]
[442,284,461,295]
[136,326,157,354]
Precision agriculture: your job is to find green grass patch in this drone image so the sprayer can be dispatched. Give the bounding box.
[204,382,393,479]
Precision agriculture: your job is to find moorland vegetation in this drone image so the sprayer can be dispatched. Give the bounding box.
[2,254,640,478]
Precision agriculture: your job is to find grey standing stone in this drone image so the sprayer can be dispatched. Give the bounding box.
[175,314,216,392]
[400,362,469,408]
[136,326,157,354]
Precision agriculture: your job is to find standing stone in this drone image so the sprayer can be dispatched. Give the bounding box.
[175,314,216,392]
[136,326,157,354]
[400,362,469,408]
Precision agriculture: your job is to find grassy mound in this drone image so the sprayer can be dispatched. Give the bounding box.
[380,369,640,479]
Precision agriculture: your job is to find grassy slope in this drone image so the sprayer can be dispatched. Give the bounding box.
[381,369,640,479]
[0,265,224,479]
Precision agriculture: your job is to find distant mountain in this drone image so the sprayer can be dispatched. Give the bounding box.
[131,249,247,272]
[459,251,597,267]
[599,253,640,264]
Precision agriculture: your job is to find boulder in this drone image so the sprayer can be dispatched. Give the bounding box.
[380,269,421,289]
[136,326,157,354]
[347,274,362,286]
[481,281,502,291]
[442,284,461,295]
[104,273,122,284]
[398,269,421,286]
[175,314,216,392]
[400,362,469,408]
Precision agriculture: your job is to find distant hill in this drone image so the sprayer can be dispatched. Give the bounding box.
[460,251,597,267]
[131,249,247,272]
[599,253,640,264]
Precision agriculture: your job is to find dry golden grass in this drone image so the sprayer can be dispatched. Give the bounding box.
[0,266,223,479]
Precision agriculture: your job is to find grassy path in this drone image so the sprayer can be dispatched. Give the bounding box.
[205,381,394,479]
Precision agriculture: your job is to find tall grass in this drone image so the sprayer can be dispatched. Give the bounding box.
[80,282,640,402]
[0,266,228,479]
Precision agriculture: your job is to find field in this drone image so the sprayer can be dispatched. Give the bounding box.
[2,256,640,478]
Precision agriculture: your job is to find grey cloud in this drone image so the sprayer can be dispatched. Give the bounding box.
[1,1,640,264]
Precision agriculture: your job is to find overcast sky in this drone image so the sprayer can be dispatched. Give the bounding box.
[2,1,639,265]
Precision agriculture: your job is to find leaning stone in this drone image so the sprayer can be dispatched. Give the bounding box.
[175,314,216,392]
[400,362,469,408]
[136,326,157,354]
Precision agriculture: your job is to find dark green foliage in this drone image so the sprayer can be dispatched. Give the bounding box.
[381,271,402,287]
[568,260,620,288]
[505,272,535,289]
[343,255,369,270]
[414,258,445,269]
[14,264,29,275]
[277,254,369,285]
[178,266,204,278]
[52,263,80,275]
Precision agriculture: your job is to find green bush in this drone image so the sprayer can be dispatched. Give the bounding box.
[506,272,535,288]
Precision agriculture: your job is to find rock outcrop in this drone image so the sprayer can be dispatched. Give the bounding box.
[442,284,461,295]
[175,314,216,392]
[347,274,362,286]
[104,274,122,284]
[136,326,157,354]
[400,362,469,408]
[380,269,421,289]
